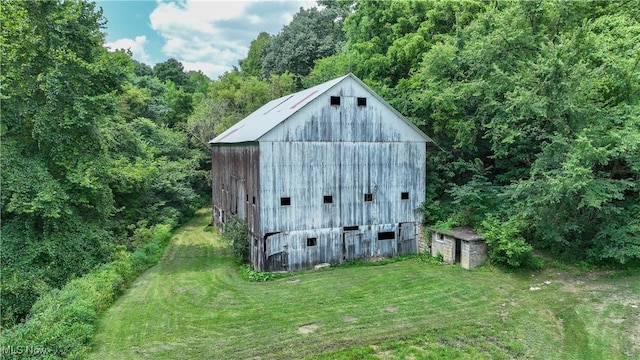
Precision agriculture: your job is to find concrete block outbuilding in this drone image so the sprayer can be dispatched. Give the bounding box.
[430,227,487,269]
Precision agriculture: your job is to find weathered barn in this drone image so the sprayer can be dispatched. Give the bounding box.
[210,73,437,271]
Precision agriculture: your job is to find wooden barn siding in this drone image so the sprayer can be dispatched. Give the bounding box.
[211,144,263,267]
[263,224,417,271]
[256,79,426,270]
[260,141,425,233]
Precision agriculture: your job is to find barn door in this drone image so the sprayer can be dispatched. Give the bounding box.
[265,233,287,271]
[397,222,417,255]
[342,231,359,262]
[235,178,246,219]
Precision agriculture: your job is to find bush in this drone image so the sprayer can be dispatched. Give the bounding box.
[238,264,281,282]
[0,224,173,359]
[481,216,542,269]
[221,216,250,264]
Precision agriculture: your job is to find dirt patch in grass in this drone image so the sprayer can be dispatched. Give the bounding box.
[383,306,398,313]
[342,316,357,323]
[298,324,319,334]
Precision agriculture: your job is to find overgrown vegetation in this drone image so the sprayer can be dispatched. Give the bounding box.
[220,215,251,265]
[0,223,173,359]
[1,1,206,328]
[480,216,542,269]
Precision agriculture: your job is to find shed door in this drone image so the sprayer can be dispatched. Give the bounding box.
[397,222,417,255]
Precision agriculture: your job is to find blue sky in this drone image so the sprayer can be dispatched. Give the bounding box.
[97,0,315,79]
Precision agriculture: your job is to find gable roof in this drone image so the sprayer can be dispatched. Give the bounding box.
[210,73,436,146]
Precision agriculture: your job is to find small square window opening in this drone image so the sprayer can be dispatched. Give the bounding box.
[364,193,373,202]
[323,195,333,204]
[330,96,341,106]
[280,197,291,206]
[357,97,367,106]
[401,192,409,200]
[307,237,317,247]
[378,231,395,240]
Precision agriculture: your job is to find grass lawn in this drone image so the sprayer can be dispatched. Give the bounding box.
[89,209,640,359]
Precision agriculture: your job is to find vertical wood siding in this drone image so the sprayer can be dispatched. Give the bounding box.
[259,141,425,233]
[213,77,428,271]
[211,144,263,268]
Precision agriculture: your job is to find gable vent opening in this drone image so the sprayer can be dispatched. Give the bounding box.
[357,97,367,106]
[330,96,341,106]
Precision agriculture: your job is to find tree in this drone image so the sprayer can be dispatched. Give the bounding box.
[1,0,125,325]
[0,1,205,327]
[261,6,346,79]
[239,32,271,77]
[307,0,640,265]
[153,58,189,88]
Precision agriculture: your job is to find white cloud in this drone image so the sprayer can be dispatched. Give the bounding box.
[181,60,232,77]
[149,0,315,79]
[105,35,152,64]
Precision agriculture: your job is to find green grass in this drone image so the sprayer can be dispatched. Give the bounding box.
[89,210,640,359]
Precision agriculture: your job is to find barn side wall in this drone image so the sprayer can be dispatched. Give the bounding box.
[211,144,263,268]
[262,222,418,272]
[259,141,425,234]
[253,80,427,271]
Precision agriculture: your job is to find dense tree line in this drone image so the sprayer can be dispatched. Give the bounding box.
[2,0,638,333]
[313,0,639,266]
[193,0,640,266]
[0,1,208,327]
[225,0,639,266]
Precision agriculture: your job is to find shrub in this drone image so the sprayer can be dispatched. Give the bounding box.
[221,216,250,264]
[0,224,173,359]
[481,216,542,269]
[238,264,280,282]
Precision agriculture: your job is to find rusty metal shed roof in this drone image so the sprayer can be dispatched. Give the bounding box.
[209,73,437,145]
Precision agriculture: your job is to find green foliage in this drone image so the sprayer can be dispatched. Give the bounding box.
[186,71,296,163]
[322,0,640,265]
[261,6,346,79]
[221,215,250,265]
[1,1,204,327]
[238,264,282,282]
[446,159,500,228]
[153,58,189,88]
[0,224,173,359]
[239,32,271,77]
[481,216,541,269]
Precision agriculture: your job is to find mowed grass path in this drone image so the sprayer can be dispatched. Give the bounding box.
[89,210,640,359]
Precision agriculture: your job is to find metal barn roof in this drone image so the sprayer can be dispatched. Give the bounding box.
[209,73,436,145]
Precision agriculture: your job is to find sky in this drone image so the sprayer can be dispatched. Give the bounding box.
[97,0,316,80]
